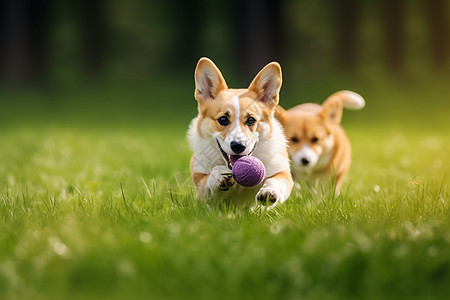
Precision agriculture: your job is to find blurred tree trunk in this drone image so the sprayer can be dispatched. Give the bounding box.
[164,0,201,71]
[0,0,50,86]
[382,0,405,72]
[78,0,110,76]
[425,0,449,71]
[334,0,360,72]
[231,0,283,82]
[0,1,6,81]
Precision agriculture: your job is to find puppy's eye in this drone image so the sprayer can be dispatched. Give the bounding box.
[291,137,299,143]
[311,137,318,143]
[246,117,256,126]
[218,116,230,126]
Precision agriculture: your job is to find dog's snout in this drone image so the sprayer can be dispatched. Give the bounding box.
[301,158,310,166]
[230,141,246,154]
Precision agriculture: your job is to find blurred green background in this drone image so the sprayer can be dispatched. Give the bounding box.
[0,0,449,129]
[0,2,449,299]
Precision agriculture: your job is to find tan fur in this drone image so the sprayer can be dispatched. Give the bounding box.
[188,58,293,207]
[276,90,365,194]
[196,90,267,141]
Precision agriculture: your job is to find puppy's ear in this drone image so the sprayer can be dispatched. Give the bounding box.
[248,62,282,108]
[274,105,287,125]
[321,97,343,124]
[194,58,228,101]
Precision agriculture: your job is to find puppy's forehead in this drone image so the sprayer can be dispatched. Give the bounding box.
[201,89,262,116]
[220,89,248,101]
[285,113,311,128]
[199,90,238,116]
[286,114,325,134]
[238,97,262,115]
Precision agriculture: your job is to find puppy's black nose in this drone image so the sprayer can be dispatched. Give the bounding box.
[230,141,246,154]
[301,158,310,166]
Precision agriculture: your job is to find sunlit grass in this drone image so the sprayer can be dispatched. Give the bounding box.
[0,76,449,299]
[0,118,449,299]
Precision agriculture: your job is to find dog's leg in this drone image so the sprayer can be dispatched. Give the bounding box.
[192,165,235,198]
[334,173,346,195]
[256,171,293,205]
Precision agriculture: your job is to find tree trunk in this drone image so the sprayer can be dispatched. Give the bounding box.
[334,0,360,72]
[78,0,110,76]
[231,0,283,82]
[382,0,405,72]
[0,0,50,86]
[163,0,201,71]
[425,0,449,71]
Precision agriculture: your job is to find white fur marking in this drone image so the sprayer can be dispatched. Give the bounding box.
[229,95,245,143]
[222,94,258,156]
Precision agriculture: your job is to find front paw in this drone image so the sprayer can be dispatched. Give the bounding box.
[207,165,235,193]
[218,174,235,191]
[256,187,279,205]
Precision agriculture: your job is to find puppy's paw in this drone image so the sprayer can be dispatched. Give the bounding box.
[207,165,235,193]
[256,187,279,206]
[218,174,235,191]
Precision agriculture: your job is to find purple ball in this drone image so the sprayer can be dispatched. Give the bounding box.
[232,156,266,187]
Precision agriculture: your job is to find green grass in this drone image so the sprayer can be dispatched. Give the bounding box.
[0,79,449,299]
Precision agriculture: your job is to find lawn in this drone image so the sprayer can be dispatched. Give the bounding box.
[0,77,449,299]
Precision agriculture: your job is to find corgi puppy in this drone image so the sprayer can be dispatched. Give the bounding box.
[275,90,365,194]
[188,58,293,207]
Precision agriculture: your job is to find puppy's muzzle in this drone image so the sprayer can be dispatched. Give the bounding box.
[301,158,310,166]
[230,141,246,154]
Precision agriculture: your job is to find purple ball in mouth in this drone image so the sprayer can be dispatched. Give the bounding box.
[231,156,266,187]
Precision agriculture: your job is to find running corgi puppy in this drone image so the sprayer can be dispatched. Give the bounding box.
[188,58,293,207]
[275,91,365,194]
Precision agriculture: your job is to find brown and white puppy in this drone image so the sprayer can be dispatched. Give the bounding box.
[188,58,293,207]
[275,91,365,194]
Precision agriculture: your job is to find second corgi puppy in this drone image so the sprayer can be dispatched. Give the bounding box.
[275,91,365,193]
[188,58,293,207]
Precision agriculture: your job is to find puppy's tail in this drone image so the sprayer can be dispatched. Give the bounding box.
[327,90,365,110]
